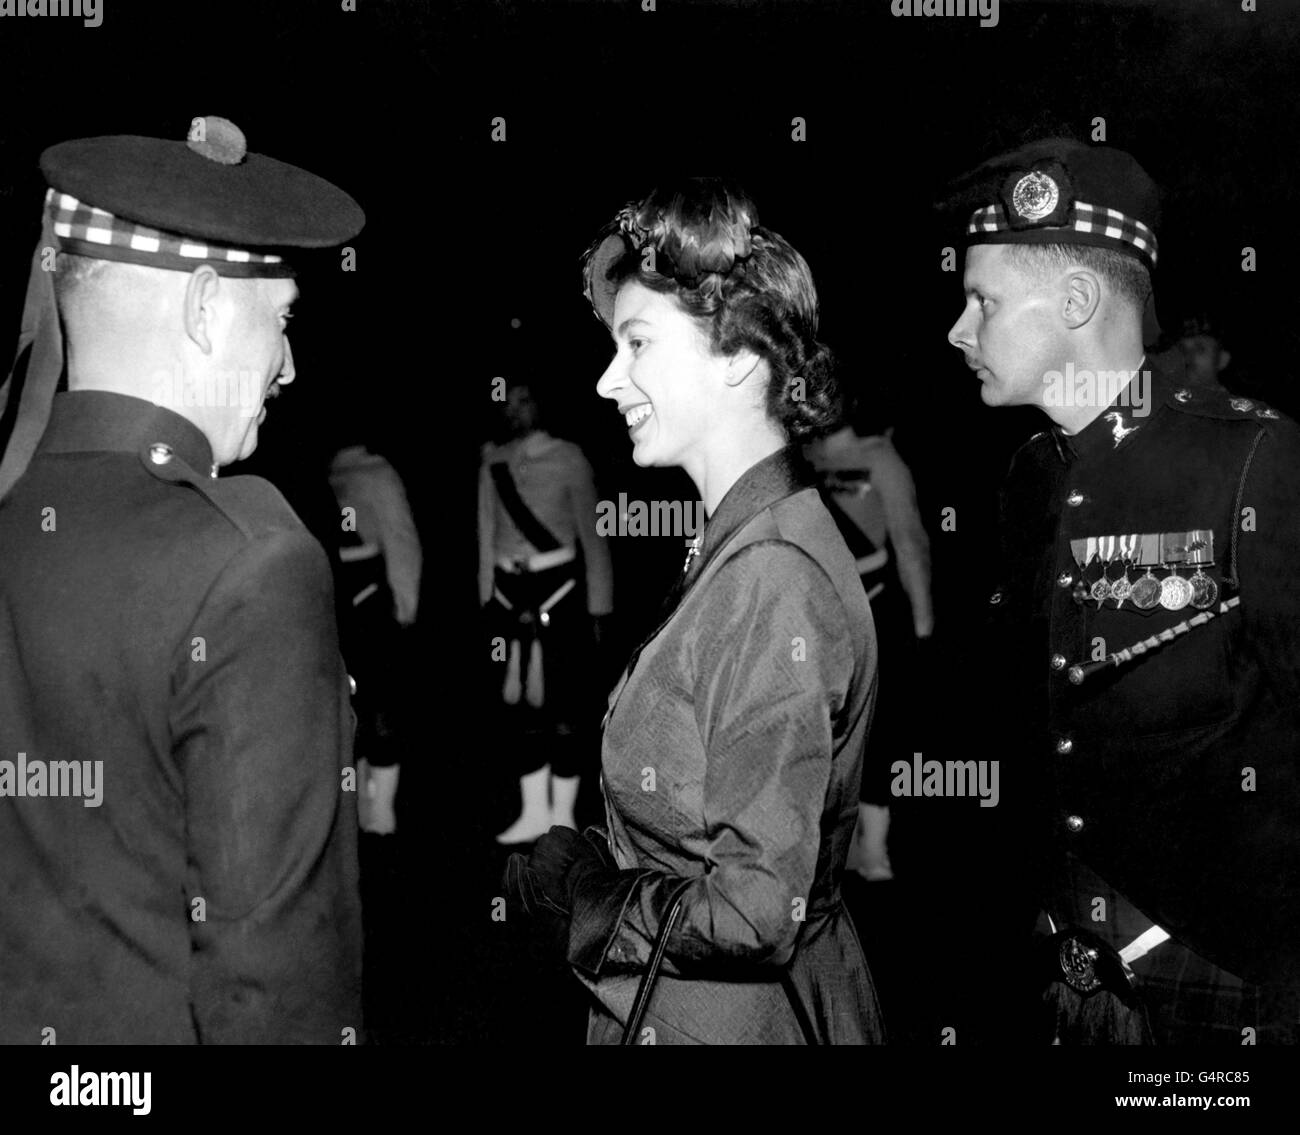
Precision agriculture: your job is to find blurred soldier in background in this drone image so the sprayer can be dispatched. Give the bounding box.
[329,442,423,835]
[479,379,613,843]
[1175,313,1232,389]
[806,395,933,882]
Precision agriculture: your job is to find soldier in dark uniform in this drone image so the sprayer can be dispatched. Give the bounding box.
[0,117,366,1043]
[945,138,1300,1044]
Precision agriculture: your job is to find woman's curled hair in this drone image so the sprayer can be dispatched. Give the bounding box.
[582,177,842,443]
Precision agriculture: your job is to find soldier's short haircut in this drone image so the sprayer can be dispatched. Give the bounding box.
[51,252,116,310]
[1003,243,1152,311]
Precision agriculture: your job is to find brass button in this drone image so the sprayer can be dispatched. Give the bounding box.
[1174,389,1192,403]
[1065,814,1085,833]
[1057,571,1074,589]
[1066,489,1085,507]
[1068,666,1086,685]
[149,443,174,465]
[1050,653,1067,672]
[1230,397,1254,412]
[347,674,357,696]
[989,589,1004,606]
[1056,737,1073,755]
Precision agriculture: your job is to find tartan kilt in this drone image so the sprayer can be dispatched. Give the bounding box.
[1040,852,1300,1045]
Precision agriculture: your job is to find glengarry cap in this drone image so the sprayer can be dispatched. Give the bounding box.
[954,137,1160,273]
[0,116,364,498]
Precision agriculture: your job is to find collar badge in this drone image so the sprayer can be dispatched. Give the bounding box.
[1104,411,1140,448]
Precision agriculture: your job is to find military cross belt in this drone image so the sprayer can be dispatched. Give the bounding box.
[1066,596,1241,686]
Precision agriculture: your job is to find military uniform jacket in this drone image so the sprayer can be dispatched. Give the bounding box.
[990,356,1300,986]
[0,392,363,1043]
[569,447,884,1044]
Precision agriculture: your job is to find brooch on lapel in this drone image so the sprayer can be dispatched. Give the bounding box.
[682,534,702,575]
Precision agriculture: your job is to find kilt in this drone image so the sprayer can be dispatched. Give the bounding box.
[337,552,413,768]
[1041,853,1300,1044]
[483,560,593,737]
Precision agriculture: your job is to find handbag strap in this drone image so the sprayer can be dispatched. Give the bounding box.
[619,878,822,1045]
[621,878,693,1045]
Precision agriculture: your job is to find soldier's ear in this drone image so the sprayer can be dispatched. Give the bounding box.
[1217,348,1232,372]
[1061,269,1102,329]
[182,265,222,355]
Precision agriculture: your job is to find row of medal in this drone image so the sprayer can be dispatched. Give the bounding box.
[1068,532,1220,612]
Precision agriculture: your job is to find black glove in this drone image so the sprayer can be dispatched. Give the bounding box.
[503,826,615,919]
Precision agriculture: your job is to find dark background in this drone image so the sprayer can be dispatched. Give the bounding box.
[2,0,1298,1048]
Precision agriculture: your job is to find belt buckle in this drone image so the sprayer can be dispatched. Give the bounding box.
[1050,927,1139,1005]
[1059,935,1104,995]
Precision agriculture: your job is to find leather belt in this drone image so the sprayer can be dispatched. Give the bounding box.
[496,545,577,574]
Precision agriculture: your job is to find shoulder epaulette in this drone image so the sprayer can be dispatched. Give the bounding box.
[1164,384,1286,424]
[138,441,300,542]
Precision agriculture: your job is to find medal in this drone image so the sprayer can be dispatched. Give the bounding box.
[1157,535,1192,611]
[1109,534,1136,608]
[1089,535,1115,606]
[1130,566,1161,610]
[1185,531,1218,610]
[1160,568,1192,611]
[1188,568,1219,610]
[1068,537,1094,605]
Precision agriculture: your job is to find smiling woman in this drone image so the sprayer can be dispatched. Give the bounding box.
[588,179,841,496]
[503,177,883,1045]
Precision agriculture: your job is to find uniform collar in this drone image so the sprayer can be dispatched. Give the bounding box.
[1050,354,1164,464]
[688,444,812,583]
[36,391,215,475]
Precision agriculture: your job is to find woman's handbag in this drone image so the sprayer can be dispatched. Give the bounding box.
[619,878,822,1045]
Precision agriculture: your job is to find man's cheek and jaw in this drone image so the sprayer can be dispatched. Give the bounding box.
[237,416,260,462]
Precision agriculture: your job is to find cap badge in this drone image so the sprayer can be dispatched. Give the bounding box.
[1011,171,1060,222]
